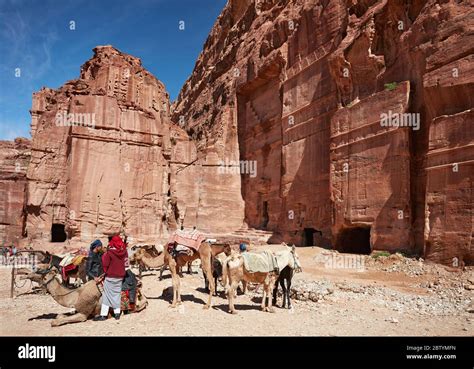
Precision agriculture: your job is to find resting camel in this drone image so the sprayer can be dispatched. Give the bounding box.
[22,268,147,326]
[163,242,231,309]
[222,245,301,314]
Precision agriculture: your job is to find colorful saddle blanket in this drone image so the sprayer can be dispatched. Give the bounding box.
[168,229,205,251]
[59,252,87,280]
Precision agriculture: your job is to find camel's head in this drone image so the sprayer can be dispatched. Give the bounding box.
[128,247,138,263]
[20,271,43,284]
[21,267,58,285]
[38,269,59,286]
[223,243,232,256]
[128,247,143,264]
[129,244,163,264]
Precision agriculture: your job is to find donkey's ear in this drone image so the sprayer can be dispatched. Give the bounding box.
[45,251,51,256]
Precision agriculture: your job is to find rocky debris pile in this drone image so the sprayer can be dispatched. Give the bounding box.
[369,253,474,299]
[244,279,336,304]
[365,252,472,281]
[288,276,472,317]
[365,253,429,276]
[288,279,335,302]
[332,281,471,317]
[463,276,474,291]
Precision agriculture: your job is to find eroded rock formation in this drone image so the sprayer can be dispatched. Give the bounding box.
[0,0,472,265]
[171,0,473,264]
[0,138,30,244]
[25,45,181,244]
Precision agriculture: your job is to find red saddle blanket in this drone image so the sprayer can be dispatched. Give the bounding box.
[168,229,205,251]
[61,264,78,280]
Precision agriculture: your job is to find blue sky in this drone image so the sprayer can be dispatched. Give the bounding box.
[0,0,227,139]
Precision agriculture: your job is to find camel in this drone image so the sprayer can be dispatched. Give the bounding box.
[163,241,232,309]
[129,245,167,277]
[129,244,194,279]
[203,244,232,295]
[222,245,301,314]
[22,268,147,326]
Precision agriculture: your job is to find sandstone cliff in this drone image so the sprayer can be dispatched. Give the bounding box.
[0,138,30,244]
[0,0,472,266]
[25,45,181,244]
[171,0,473,265]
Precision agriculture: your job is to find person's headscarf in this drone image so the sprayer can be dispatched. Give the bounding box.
[108,235,126,252]
[89,239,103,252]
[239,243,247,252]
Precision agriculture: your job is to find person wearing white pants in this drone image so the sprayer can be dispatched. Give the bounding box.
[93,235,128,321]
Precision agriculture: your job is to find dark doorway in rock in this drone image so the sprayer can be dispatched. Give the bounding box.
[167,173,171,196]
[303,228,323,247]
[303,228,316,246]
[51,224,67,243]
[336,226,371,254]
[262,201,269,229]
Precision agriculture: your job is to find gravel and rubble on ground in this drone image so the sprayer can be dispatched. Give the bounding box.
[0,246,472,336]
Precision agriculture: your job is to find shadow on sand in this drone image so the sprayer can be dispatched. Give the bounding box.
[28,311,76,321]
[212,303,263,313]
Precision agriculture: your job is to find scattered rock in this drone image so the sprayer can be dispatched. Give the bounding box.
[467,303,474,313]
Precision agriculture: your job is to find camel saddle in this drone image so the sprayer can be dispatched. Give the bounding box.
[59,254,86,267]
[167,229,205,251]
[58,251,87,280]
[167,243,194,258]
[242,251,279,274]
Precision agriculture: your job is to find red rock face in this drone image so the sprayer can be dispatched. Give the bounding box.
[172,0,473,264]
[1,1,472,265]
[25,46,178,244]
[0,138,30,244]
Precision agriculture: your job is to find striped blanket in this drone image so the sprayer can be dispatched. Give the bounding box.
[168,229,205,251]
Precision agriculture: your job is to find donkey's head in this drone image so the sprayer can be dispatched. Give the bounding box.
[288,244,302,272]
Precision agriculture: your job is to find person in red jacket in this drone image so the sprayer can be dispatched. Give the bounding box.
[93,235,127,321]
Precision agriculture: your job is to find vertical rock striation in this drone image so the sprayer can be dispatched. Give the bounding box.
[0,138,30,244]
[172,0,473,264]
[26,46,176,244]
[0,1,472,265]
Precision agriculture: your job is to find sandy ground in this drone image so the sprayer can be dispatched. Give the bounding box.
[0,246,473,336]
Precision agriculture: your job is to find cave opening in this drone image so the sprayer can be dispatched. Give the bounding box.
[303,228,323,246]
[336,226,371,254]
[51,224,67,243]
[167,173,171,197]
[303,228,315,246]
[262,201,269,229]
